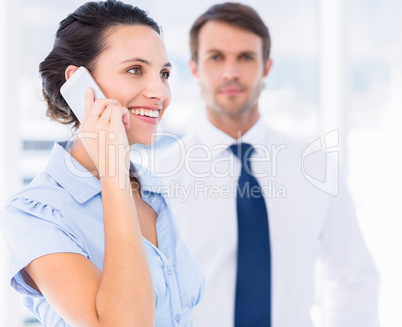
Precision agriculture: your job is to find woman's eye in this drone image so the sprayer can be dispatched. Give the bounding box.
[128,67,142,75]
[160,71,171,79]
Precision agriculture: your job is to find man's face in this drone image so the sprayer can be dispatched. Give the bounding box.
[190,21,272,120]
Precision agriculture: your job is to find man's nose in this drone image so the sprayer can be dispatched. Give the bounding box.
[222,60,240,80]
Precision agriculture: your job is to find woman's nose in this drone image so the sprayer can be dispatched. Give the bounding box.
[142,75,168,102]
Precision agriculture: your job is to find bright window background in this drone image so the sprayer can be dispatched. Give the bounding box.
[0,0,401,326]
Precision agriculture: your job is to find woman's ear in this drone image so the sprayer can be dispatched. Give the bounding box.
[65,65,80,81]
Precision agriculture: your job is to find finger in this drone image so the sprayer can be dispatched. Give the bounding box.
[83,88,95,119]
[96,106,114,128]
[95,105,125,128]
[98,106,128,146]
[99,105,129,129]
[77,88,96,130]
[110,106,130,129]
[88,98,121,120]
[121,107,130,130]
[76,88,97,134]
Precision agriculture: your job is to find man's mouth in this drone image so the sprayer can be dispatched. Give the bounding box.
[220,88,244,95]
[218,83,246,95]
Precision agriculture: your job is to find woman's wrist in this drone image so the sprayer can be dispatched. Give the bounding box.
[100,173,132,194]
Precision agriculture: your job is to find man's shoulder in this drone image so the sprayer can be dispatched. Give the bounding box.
[251,124,310,160]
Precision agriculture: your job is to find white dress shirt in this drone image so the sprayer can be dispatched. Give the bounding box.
[153,117,379,327]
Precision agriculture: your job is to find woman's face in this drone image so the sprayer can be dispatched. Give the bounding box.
[92,24,172,146]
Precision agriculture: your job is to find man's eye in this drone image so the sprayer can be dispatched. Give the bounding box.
[128,67,142,75]
[210,54,222,61]
[160,71,171,79]
[241,54,254,61]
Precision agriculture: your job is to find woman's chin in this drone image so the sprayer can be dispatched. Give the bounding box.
[128,132,158,146]
[127,120,160,145]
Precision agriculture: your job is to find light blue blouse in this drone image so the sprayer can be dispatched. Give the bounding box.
[0,142,204,327]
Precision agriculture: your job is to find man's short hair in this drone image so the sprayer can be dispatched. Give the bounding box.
[189,2,271,62]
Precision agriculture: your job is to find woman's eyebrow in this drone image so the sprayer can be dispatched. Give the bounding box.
[122,57,172,68]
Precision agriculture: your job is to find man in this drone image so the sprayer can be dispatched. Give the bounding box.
[154,3,379,326]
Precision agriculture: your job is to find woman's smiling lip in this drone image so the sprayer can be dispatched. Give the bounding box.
[128,106,162,125]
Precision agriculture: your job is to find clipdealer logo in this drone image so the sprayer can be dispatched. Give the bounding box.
[301,129,339,196]
[63,129,340,197]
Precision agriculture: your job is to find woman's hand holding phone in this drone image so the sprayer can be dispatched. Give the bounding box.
[78,87,131,179]
[60,66,132,180]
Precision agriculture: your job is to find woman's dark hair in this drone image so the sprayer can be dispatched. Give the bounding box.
[40,0,160,129]
[189,2,271,63]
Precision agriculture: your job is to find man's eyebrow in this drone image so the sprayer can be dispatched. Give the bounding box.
[121,57,172,68]
[205,49,258,56]
[206,49,222,54]
[240,51,257,56]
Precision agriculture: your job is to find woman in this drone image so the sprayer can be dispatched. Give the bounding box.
[0,1,204,326]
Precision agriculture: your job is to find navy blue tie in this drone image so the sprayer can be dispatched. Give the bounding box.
[230,143,271,327]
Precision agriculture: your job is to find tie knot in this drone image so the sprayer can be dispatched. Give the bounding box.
[229,143,255,163]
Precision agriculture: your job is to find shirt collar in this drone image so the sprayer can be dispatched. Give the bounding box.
[130,161,168,196]
[46,142,102,204]
[194,116,269,158]
[46,142,167,204]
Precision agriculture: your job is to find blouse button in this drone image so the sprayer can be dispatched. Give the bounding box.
[166,266,173,275]
[175,314,182,323]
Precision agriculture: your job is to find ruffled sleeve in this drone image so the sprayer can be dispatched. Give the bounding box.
[0,197,88,297]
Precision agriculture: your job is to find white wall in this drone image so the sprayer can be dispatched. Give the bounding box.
[1,0,401,326]
[0,0,25,325]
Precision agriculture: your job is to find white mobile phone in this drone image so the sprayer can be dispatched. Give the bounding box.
[60,66,106,122]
